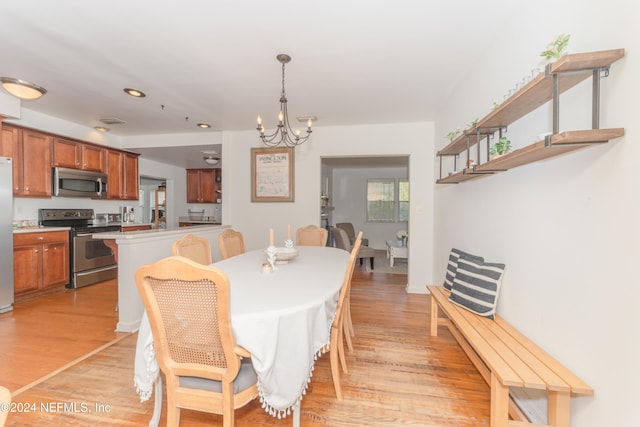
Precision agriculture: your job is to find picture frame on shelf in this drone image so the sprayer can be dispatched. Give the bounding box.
[251,146,295,202]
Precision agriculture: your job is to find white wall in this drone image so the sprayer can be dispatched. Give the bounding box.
[331,165,408,249]
[433,0,639,425]
[221,122,434,292]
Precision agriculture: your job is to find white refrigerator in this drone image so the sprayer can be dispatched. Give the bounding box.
[0,157,13,312]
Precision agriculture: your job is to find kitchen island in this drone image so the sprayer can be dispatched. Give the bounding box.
[93,224,230,332]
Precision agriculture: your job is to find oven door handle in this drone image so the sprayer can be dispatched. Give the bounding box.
[75,233,95,237]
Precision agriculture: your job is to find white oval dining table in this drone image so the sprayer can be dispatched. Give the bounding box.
[134,245,349,426]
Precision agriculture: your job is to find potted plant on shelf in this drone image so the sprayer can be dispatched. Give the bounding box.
[490,137,512,160]
[540,34,570,61]
[446,129,461,142]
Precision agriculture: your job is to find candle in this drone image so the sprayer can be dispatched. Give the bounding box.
[269,228,274,247]
[287,224,291,240]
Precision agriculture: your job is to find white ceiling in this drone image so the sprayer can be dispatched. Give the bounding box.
[0,0,517,167]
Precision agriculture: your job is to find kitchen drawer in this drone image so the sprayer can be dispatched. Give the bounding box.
[14,230,70,245]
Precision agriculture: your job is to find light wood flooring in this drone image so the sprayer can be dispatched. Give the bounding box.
[2,271,491,426]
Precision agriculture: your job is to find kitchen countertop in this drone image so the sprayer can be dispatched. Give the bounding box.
[92,223,228,240]
[13,226,71,234]
[178,216,220,224]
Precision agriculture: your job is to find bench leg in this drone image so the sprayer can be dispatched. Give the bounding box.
[548,390,571,427]
[430,293,439,336]
[490,374,509,427]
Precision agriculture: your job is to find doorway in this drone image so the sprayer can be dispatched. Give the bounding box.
[139,176,167,228]
[321,156,410,274]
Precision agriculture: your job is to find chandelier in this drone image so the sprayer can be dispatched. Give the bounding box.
[257,54,313,147]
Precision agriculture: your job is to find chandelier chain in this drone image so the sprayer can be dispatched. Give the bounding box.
[257,54,313,147]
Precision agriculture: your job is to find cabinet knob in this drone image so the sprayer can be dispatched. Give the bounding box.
[38,236,44,240]
[34,249,39,253]
[44,248,48,252]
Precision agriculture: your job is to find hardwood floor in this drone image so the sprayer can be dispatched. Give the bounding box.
[0,279,126,393]
[2,270,491,426]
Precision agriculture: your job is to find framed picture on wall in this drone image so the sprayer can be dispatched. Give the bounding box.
[251,147,295,202]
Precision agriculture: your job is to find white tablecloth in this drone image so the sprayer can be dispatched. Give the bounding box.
[134,245,349,419]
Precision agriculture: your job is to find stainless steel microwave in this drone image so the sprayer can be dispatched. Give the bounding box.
[52,167,108,198]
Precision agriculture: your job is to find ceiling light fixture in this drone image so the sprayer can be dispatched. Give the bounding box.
[197,123,211,129]
[94,126,110,132]
[203,156,220,165]
[0,77,47,100]
[202,150,220,166]
[257,54,313,147]
[124,87,146,97]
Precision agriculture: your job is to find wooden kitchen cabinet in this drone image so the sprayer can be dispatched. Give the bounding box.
[0,125,52,197]
[13,230,70,301]
[186,169,215,203]
[107,149,139,200]
[52,137,106,172]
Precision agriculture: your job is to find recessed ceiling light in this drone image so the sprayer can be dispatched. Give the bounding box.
[0,77,47,100]
[197,123,211,129]
[124,87,146,97]
[94,126,110,132]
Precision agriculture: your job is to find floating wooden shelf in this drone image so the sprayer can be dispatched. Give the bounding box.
[438,128,496,156]
[437,128,625,184]
[436,49,625,184]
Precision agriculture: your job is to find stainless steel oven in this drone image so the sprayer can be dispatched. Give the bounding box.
[39,208,119,288]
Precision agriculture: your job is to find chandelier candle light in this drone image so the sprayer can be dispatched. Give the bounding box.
[257,54,313,147]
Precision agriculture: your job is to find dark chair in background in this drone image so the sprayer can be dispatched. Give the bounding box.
[336,222,369,247]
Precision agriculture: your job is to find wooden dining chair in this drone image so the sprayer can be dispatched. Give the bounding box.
[329,232,362,400]
[135,256,258,427]
[296,225,328,246]
[218,229,246,260]
[171,234,213,265]
[332,227,375,352]
[0,386,10,427]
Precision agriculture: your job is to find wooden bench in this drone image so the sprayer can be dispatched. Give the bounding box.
[427,285,593,427]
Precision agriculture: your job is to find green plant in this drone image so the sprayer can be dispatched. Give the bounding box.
[490,137,512,156]
[446,129,461,142]
[468,118,479,128]
[540,34,570,61]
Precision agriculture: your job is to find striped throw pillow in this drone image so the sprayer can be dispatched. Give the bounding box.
[449,256,505,319]
[443,248,484,291]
